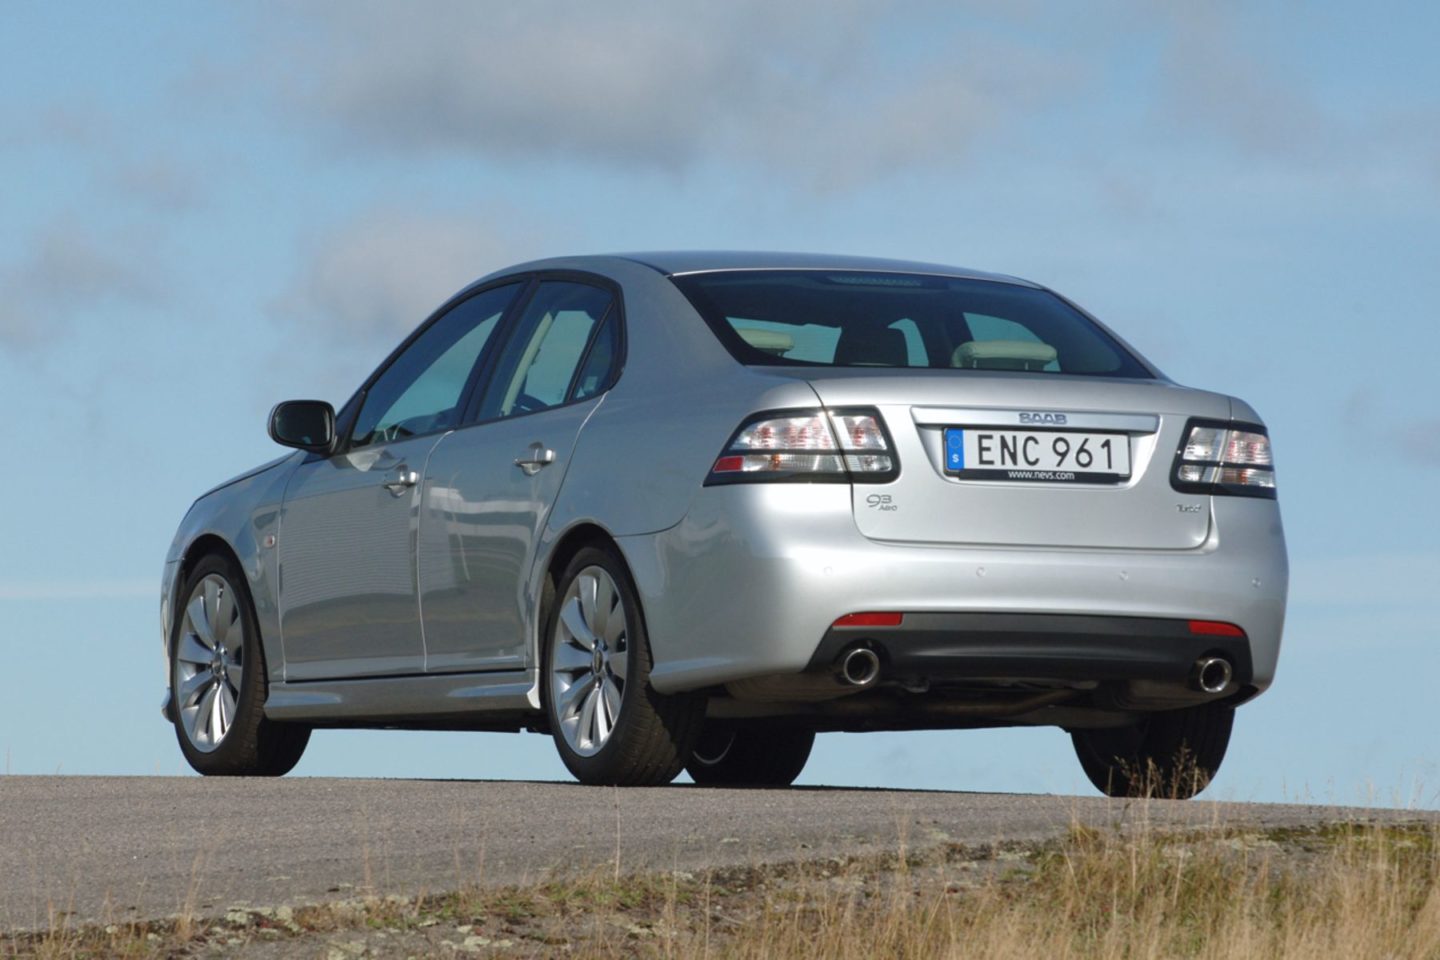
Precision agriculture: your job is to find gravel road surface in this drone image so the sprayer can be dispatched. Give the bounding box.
[1,776,1432,931]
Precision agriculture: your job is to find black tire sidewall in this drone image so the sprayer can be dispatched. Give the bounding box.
[686,724,815,787]
[688,723,739,769]
[1071,703,1234,799]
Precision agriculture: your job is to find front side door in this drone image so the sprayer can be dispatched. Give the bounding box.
[278,282,523,680]
[419,279,620,673]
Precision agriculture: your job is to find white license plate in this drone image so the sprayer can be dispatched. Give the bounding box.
[943,428,1130,483]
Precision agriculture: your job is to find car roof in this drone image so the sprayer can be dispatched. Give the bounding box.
[609,250,1039,286]
[483,251,1039,288]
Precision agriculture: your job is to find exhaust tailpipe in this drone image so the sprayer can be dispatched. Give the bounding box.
[839,647,881,688]
[1191,656,1233,694]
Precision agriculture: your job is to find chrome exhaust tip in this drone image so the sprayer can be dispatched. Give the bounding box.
[839,647,882,688]
[1192,656,1233,694]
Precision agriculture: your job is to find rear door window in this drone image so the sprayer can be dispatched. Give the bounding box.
[477,281,616,419]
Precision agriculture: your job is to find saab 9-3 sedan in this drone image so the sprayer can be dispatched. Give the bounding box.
[161,252,1287,796]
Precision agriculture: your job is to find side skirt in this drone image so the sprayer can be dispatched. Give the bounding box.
[265,668,541,728]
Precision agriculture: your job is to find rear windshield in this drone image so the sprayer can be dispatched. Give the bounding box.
[670,270,1152,379]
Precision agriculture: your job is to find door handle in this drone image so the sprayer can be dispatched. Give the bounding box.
[383,468,420,495]
[514,443,556,476]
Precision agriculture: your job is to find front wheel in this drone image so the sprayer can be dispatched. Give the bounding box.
[544,545,704,786]
[1071,702,1234,799]
[686,723,814,787]
[170,554,310,776]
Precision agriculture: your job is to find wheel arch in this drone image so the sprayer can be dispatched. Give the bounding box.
[168,534,246,657]
[169,529,282,688]
[178,534,245,590]
[532,520,651,675]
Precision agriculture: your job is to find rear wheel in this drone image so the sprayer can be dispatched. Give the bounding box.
[544,545,704,786]
[686,723,814,787]
[1071,702,1234,799]
[170,554,310,776]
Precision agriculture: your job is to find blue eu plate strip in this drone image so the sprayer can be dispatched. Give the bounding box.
[944,429,964,470]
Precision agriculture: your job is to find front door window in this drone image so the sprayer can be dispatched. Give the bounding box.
[351,282,521,448]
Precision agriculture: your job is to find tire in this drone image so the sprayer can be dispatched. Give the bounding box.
[685,723,814,787]
[170,553,310,776]
[543,545,704,786]
[1071,702,1235,799]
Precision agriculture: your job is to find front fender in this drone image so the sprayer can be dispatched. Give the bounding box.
[162,455,298,691]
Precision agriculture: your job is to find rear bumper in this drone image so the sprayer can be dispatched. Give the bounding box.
[808,613,1254,689]
[621,484,1287,700]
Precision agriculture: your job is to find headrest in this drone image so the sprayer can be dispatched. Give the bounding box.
[952,339,1057,371]
[735,327,795,355]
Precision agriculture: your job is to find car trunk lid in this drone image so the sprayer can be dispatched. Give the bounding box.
[801,369,1224,550]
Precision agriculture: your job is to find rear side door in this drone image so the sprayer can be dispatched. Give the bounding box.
[278,282,524,680]
[418,278,620,673]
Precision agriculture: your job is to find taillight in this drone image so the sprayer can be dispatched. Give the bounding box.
[706,407,898,484]
[1172,419,1276,498]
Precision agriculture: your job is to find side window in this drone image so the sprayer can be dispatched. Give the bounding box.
[479,281,614,419]
[350,283,520,449]
[572,314,618,401]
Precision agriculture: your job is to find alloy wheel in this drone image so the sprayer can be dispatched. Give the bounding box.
[550,566,629,757]
[174,574,245,752]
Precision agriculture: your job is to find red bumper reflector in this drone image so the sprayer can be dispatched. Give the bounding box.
[712,455,745,473]
[832,612,904,628]
[1188,619,1245,637]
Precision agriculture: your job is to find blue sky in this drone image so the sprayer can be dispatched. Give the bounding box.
[2,2,1437,804]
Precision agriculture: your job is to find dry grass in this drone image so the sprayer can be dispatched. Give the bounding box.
[5,819,1439,958]
[721,820,1440,960]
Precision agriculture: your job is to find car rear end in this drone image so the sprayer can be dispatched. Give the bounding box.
[630,266,1287,731]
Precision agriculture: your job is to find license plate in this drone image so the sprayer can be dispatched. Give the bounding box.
[943,428,1130,483]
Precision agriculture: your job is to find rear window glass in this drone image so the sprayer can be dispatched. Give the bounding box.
[670,271,1151,378]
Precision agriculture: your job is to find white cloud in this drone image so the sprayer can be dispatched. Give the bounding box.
[1394,419,1440,466]
[255,0,1081,187]
[277,208,545,343]
[106,157,203,213]
[267,206,553,401]
[0,578,155,601]
[1152,6,1329,161]
[0,225,159,348]
[0,103,111,151]
[250,1,1439,199]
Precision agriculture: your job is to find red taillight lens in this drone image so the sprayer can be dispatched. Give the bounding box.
[1188,619,1245,637]
[705,407,898,485]
[832,612,904,628]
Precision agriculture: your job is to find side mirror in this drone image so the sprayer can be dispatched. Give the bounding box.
[268,400,336,453]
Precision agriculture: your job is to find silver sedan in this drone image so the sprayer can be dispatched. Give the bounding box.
[160,252,1287,797]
